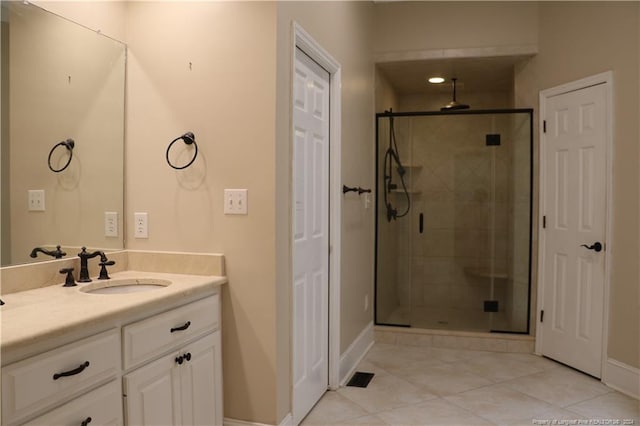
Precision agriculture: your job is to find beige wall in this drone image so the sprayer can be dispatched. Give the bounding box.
[124,2,281,423]
[515,2,639,369]
[276,2,374,422]
[373,1,538,56]
[398,90,512,112]
[375,68,398,113]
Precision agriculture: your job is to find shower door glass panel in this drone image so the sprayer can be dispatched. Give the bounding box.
[375,111,532,333]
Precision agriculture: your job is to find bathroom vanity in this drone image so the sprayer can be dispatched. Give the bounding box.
[1,254,226,426]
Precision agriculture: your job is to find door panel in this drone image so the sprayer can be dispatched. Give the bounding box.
[541,83,607,377]
[292,47,330,424]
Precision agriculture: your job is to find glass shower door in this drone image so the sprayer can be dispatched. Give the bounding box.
[375,110,532,334]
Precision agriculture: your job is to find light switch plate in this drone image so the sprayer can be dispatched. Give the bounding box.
[28,190,45,211]
[224,189,248,215]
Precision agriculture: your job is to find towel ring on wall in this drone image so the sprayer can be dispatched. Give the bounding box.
[166,132,198,170]
[48,139,75,173]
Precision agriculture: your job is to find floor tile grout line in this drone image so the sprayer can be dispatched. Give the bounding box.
[309,344,636,425]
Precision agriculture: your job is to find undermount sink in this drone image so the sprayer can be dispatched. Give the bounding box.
[80,278,171,295]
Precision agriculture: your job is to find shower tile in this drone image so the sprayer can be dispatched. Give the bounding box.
[395,333,433,348]
[422,284,452,308]
[376,398,493,425]
[502,368,613,407]
[466,337,509,352]
[423,201,455,229]
[431,335,473,350]
[423,229,455,257]
[422,257,454,284]
[505,339,535,353]
[373,330,397,344]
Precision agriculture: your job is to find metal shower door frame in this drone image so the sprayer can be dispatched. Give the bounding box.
[373,108,534,334]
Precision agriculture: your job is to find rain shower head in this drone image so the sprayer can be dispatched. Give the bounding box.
[441,78,470,111]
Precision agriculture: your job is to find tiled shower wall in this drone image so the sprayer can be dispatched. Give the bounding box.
[376,112,531,332]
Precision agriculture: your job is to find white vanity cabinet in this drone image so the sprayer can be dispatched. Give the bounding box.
[124,332,222,425]
[123,294,222,426]
[2,291,223,426]
[1,329,121,426]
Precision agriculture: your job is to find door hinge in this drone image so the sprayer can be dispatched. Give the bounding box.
[543,215,546,229]
[540,310,544,323]
[543,120,547,133]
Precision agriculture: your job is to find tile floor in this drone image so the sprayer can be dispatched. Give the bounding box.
[302,343,640,425]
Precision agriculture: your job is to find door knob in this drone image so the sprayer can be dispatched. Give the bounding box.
[580,242,602,252]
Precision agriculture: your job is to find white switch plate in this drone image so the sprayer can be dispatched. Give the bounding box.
[134,212,148,238]
[224,189,248,215]
[28,190,45,211]
[105,212,118,237]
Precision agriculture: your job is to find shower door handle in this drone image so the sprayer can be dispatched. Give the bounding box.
[419,213,424,234]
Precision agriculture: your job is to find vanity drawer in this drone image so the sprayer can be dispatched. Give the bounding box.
[123,294,219,369]
[23,380,123,426]
[1,329,120,425]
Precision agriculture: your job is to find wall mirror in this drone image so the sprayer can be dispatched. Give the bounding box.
[1,1,126,267]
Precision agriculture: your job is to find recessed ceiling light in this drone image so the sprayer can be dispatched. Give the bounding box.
[428,77,445,84]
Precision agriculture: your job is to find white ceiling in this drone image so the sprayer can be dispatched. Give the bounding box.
[376,55,531,96]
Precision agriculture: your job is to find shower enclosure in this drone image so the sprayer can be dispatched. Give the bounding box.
[375,109,533,333]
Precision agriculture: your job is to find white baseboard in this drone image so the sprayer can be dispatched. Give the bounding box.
[339,321,374,386]
[603,358,640,400]
[224,414,292,426]
[278,414,293,426]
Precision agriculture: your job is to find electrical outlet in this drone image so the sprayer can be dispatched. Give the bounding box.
[28,190,45,211]
[224,189,248,215]
[364,294,369,312]
[363,193,372,209]
[105,212,118,237]
[134,212,148,238]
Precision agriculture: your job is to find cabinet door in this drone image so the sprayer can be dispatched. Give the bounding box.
[124,352,181,426]
[179,332,222,426]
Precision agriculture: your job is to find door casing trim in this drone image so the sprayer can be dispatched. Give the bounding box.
[536,71,614,382]
[291,21,343,395]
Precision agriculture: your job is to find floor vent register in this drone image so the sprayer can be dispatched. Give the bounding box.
[346,372,375,388]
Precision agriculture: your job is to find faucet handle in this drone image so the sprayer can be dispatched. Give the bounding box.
[60,268,76,287]
[98,260,116,280]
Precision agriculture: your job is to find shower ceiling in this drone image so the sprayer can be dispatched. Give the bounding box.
[376,55,531,96]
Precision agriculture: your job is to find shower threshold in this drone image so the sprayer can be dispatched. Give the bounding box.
[374,325,535,353]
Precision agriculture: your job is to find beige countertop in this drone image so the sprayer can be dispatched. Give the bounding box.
[1,270,227,365]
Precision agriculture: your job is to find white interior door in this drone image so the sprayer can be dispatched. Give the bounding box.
[292,47,330,424]
[540,83,608,378]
